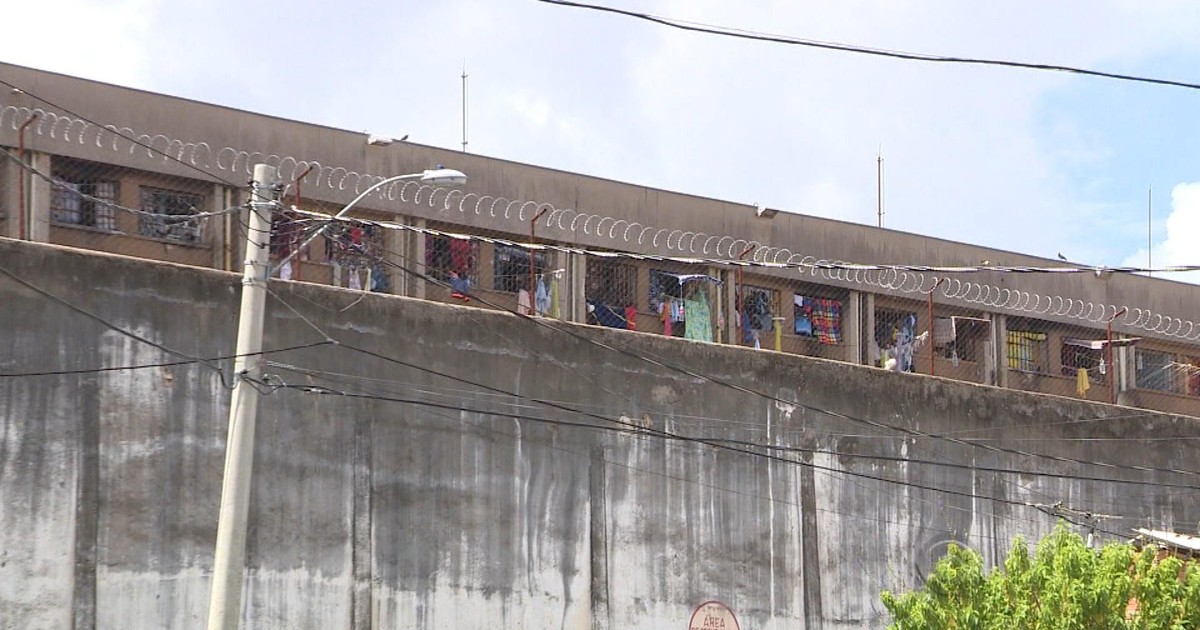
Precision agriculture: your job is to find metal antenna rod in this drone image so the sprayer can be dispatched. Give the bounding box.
[876,148,884,228]
[461,62,468,153]
[1147,185,1152,278]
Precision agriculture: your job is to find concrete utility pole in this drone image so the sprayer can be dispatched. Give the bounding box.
[207,163,279,630]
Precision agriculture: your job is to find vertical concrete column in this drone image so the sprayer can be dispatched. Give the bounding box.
[569,252,587,323]
[981,314,998,386]
[723,269,737,345]
[588,446,610,630]
[995,314,1009,389]
[382,216,406,295]
[844,291,862,363]
[350,414,373,630]
[707,266,723,342]
[864,293,878,367]
[552,249,566,319]
[26,151,51,242]
[1116,337,1133,403]
[0,156,18,238]
[411,218,426,299]
[210,184,234,270]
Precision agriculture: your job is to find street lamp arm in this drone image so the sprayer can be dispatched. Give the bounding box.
[273,169,466,273]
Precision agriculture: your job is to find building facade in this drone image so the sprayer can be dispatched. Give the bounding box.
[4,61,1200,417]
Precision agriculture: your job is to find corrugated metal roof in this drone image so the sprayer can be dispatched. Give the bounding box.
[1134,528,1200,552]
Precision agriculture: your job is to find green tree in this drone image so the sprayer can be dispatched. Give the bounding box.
[881,525,1200,629]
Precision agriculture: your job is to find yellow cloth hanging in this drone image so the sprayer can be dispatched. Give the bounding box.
[1076,367,1091,397]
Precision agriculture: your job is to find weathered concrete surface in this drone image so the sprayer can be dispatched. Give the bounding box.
[2,238,1199,629]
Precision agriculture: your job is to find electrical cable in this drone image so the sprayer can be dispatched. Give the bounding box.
[0,344,332,379]
[284,210,1200,276]
[535,0,1200,92]
[0,260,334,391]
[359,247,1200,485]
[266,360,1199,492]
[274,211,1200,511]
[0,77,245,188]
[286,365,1082,541]
[273,379,1130,538]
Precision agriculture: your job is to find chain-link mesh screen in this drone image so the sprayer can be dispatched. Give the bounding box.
[4,93,1200,420]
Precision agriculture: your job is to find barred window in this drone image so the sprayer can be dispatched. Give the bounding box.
[426,234,479,283]
[1182,356,1200,397]
[740,285,778,332]
[51,180,119,231]
[875,308,920,371]
[586,258,637,307]
[493,244,546,293]
[138,186,203,244]
[320,222,390,292]
[1135,348,1175,393]
[1061,341,1105,384]
[1006,330,1048,373]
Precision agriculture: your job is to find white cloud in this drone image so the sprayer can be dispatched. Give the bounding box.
[4,0,1200,269]
[1,0,156,87]
[1125,182,1200,283]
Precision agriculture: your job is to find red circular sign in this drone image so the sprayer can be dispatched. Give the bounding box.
[687,600,740,630]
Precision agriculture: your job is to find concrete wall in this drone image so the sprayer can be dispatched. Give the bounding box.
[2,239,1200,630]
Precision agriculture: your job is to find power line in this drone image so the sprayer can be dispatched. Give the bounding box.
[288,367,1093,539]
[384,388,1069,544]
[268,361,1199,493]
[0,244,1145,536]
[0,231,1168,531]
[286,210,1200,276]
[535,0,1200,92]
[0,146,247,221]
[277,380,1108,523]
[0,77,246,188]
[322,231,1200,489]
[0,261,333,391]
[0,344,331,379]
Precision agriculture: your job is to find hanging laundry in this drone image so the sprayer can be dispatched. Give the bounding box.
[684,290,713,342]
[535,276,551,315]
[449,271,471,302]
[670,298,686,323]
[624,306,638,332]
[896,314,917,372]
[1076,367,1091,397]
[794,295,814,337]
[347,267,362,291]
[588,301,627,329]
[745,291,772,331]
[449,238,472,274]
[370,264,389,293]
[517,289,532,315]
[660,302,673,336]
[278,259,293,281]
[811,298,842,345]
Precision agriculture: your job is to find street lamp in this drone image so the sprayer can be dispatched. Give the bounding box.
[206,165,466,630]
[274,167,468,273]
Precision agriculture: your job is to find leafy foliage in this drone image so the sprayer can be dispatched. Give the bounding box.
[881,525,1200,629]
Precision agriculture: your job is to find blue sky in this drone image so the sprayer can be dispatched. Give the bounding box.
[5,0,1200,272]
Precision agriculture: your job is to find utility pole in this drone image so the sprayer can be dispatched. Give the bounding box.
[206,163,279,630]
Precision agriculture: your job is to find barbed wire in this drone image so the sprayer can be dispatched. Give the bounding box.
[0,146,246,221]
[284,210,1200,343]
[6,92,1200,341]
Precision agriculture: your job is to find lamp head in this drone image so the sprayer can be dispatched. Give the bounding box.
[420,168,468,186]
